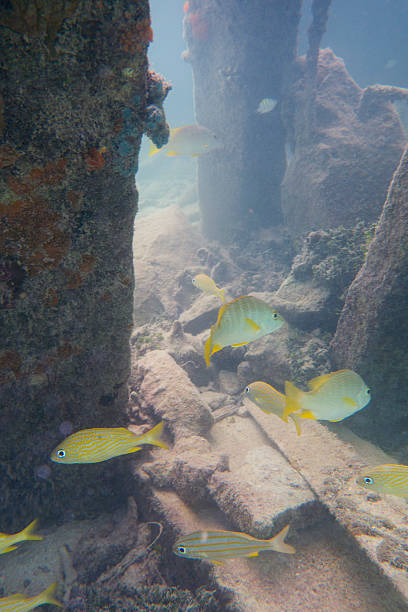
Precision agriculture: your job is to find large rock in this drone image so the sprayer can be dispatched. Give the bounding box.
[133,206,206,325]
[281,48,406,235]
[130,350,214,441]
[0,0,153,527]
[331,146,408,451]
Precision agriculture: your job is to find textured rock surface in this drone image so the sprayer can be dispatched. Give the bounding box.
[185,0,301,239]
[0,0,154,526]
[331,146,408,453]
[282,48,406,235]
[130,349,214,440]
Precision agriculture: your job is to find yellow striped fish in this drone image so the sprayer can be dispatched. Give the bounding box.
[283,369,371,422]
[245,381,302,435]
[192,274,225,303]
[50,421,168,464]
[0,518,42,555]
[173,524,295,564]
[357,464,408,497]
[0,582,62,611]
[204,296,284,367]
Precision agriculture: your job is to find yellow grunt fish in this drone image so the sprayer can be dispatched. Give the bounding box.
[283,369,371,423]
[204,296,284,367]
[357,464,408,497]
[0,582,62,611]
[245,381,302,435]
[149,124,219,157]
[173,524,295,564]
[0,518,43,555]
[50,422,168,464]
[192,273,225,303]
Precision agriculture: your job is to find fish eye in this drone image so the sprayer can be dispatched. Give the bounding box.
[272,312,278,319]
[177,546,186,554]
[363,477,373,485]
[57,450,66,458]
[192,278,196,284]
[245,386,250,393]
[366,388,371,395]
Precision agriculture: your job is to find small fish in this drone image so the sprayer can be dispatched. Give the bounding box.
[192,273,225,303]
[245,381,302,435]
[173,524,295,564]
[50,422,168,464]
[0,518,43,555]
[204,296,284,367]
[256,98,277,114]
[283,369,371,423]
[357,464,408,497]
[0,582,62,611]
[149,124,219,157]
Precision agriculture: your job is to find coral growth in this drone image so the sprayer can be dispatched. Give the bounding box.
[119,18,153,54]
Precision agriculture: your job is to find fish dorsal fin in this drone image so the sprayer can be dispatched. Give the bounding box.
[307,371,337,391]
[245,317,260,332]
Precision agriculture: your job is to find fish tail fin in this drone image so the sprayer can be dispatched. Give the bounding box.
[204,327,214,367]
[22,518,43,542]
[218,288,226,304]
[149,140,160,156]
[283,381,302,420]
[289,413,302,436]
[145,422,168,450]
[39,582,63,608]
[268,524,295,554]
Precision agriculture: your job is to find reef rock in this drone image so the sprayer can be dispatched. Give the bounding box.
[281,48,406,235]
[331,146,408,451]
[130,350,214,441]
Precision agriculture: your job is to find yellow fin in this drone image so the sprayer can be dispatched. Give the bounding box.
[204,327,214,367]
[289,413,302,436]
[268,524,295,554]
[283,381,302,420]
[209,559,224,565]
[245,317,260,332]
[299,409,316,420]
[21,518,43,542]
[218,288,226,304]
[248,551,259,558]
[231,341,249,347]
[128,446,142,453]
[191,153,200,157]
[307,371,344,391]
[40,582,63,608]
[144,421,168,450]
[342,396,357,407]
[149,141,159,156]
[166,150,178,156]
[2,545,18,553]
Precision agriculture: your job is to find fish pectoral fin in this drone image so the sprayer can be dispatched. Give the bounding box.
[342,396,357,407]
[2,545,18,553]
[245,317,261,332]
[248,551,259,558]
[231,341,249,347]
[283,380,302,420]
[299,409,316,420]
[289,413,302,436]
[166,151,178,156]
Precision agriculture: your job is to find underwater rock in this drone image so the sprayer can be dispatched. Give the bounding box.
[331,146,408,450]
[72,497,139,584]
[0,0,150,526]
[178,294,220,335]
[131,350,214,441]
[132,206,206,325]
[208,446,318,538]
[282,48,406,235]
[217,370,241,395]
